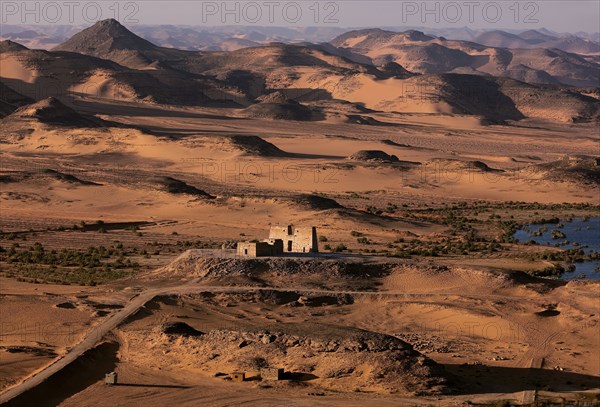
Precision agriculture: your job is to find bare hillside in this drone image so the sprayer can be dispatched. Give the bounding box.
[330,29,600,87]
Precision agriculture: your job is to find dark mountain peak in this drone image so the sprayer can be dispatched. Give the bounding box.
[96,18,121,27]
[401,30,433,41]
[0,39,28,52]
[53,18,158,54]
[86,18,137,37]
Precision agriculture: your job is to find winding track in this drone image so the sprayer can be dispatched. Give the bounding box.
[0,282,580,404]
[0,287,164,404]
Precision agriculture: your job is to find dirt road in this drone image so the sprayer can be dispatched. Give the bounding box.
[0,287,164,404]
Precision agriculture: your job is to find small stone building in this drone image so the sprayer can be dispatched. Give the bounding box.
[237,239,284,257]
[231,372,245,382]
[104,372,118,385]
[260,367,284,381]
[269,225,318,253]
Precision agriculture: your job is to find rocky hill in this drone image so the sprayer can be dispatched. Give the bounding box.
[4,21,598,122]
[53,19,193,69]
[330,29,600,87]
[126,322,450,395]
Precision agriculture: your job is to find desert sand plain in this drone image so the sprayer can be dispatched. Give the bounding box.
[0,95,598,406]
[1,20,599,407]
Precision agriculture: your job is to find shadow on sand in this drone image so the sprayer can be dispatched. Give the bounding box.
[444,364,600,394]
[242,372,318,382]
[4,342,119,407]
[284,372,319,382]
[114,383,191,389]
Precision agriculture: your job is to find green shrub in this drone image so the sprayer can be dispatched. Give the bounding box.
[334,244,347,252]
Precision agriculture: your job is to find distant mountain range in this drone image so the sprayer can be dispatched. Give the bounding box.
[330,28,599,87]
[1,19,598,123]
[2,23,598,53]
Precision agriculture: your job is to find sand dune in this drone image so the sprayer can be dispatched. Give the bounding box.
[2,97,111,127]
[153,177,216,199]
[0,82,33,117]
[243,100,322,121]
[527,156,600,185]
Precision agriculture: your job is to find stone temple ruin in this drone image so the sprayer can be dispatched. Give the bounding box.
[260,367,284,381]
[237,225,318,257]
